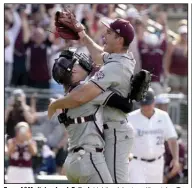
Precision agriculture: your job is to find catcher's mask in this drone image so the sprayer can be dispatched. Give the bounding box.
[52,50,93,87]
[72,53,93,75]
[52,50,75,86]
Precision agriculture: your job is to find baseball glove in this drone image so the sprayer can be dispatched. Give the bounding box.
[54,10,84,40]
[55,27,80,40]
[129,69,152,102]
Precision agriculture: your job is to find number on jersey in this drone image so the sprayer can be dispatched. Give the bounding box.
[156,136,164,145]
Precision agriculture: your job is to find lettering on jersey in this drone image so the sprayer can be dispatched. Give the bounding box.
[95,71,105,80]
[136,129,163,137]
[156,136,164,145]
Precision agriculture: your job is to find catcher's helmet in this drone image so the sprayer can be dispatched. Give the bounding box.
[52,56,74,86]
[52,50,93,86]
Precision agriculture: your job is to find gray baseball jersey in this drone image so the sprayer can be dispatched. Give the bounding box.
[63,85,113,183]
[90,52,135,122]
[66,84,113,151]
[89,52,136,183]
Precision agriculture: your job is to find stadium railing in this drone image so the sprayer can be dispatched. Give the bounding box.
[5,87,188,126]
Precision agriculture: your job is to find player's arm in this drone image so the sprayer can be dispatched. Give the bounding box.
[105,94,133,113]
[91,90,133,113]
[79,30,105,65]
[164,112,180,176]
[48,63,123,118]
[48,81,102,113]
[165,113,179,161]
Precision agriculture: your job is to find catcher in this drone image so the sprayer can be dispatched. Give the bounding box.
[49,10,151,183]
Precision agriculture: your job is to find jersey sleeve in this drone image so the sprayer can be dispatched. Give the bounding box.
[163,112,178,140]
[89,62,123,91]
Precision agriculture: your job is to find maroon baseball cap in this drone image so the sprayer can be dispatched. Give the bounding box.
[101,18,135,46]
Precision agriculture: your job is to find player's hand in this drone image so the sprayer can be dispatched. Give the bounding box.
[169,159,181,175]
[48,101,57,119]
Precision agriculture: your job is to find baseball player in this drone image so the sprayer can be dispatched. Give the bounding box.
[49,14,136,183]
[51,51,134,183]
[53,53,113,183]
[127,88,180,183]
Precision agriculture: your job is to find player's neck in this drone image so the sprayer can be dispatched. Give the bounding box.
[112,48,128,54]
[141,110,155,119]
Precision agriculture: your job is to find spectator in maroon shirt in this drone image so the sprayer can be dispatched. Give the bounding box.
[6,122,37,183]
[11,9,28,87]
[23,26,53,89]
[138,32,167,95]
[164,25,188,95]
[164,125,186,184]
[137,11,168,95]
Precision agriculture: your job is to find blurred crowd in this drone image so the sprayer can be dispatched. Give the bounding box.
[5,89,68,177]
[4,3,188,183]
[5,4,188,94]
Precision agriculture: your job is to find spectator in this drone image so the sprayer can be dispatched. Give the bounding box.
[92,4,115,18]
[138,26,168,95]
[126,7,142,74]
[11,8,29,87]
[37,144,57,175]
[164,25,188,94]
[6,122,37,183]
[164,125,186,183]
[5,89,35,139]
[30,4,50,29]
[24,26,53,89]
[5,5,21,86]
[155,93,170,112]
[32,95,68,175]
[178,19,187,27]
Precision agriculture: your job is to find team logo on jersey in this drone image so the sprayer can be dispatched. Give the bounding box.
[95,71,105,80]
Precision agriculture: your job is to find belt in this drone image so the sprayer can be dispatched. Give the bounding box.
[73,147,103,153]
[58,113,96,126]
[133,155,162,163]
